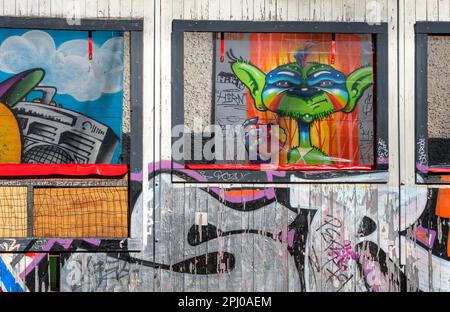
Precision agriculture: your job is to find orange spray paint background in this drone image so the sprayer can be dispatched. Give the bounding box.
[226,33,373,165]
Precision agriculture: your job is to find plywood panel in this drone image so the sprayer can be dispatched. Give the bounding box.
[33,187,128,237]
[0,187,27,237]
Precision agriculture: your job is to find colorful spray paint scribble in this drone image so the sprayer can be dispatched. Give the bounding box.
[0,29,124,165]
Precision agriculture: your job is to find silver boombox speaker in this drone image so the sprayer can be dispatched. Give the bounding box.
[13,87,119,164]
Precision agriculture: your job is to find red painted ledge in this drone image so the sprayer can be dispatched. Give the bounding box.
[185,164,375,171]
[428,167,450,173]
[0,164,128,177]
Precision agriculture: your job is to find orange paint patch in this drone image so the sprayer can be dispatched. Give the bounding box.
[224,189,261,198]
[416,230,428,243]
[436,179,450,218]
[0,103,22,163]
[242,33,372,166]
[448,231,450,257]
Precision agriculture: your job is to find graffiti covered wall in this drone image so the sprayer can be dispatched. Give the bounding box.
[0,0,449,293]
[1,162,447,292]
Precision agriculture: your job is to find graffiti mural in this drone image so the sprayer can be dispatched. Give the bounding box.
[15,162,432,292]
[214,33,374,167]
[0,29,125,165]
[0,161,448,292]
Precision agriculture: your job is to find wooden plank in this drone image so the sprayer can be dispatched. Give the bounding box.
[198,0,209,20]
[208,0,219,19]
[332,0,344,21]
[427,0,439,21]
[309,184,322,291]
[343,0,355,21]
[438,0,450,20]
[287,0,299,21]
[310,0,321,21]
[195,188,208,291]
[298,0,310,20]
[157,0,170,162]
[416,0,427,21]
[28,0,40,16]
[254,0,265,20]
[62,0,83,24]
[85,0,98,18]
[33,187,128,238]
[161,176,175,291]
[276,0,288,20]
[379,0,389,23]
[205,186,218,291]
[76,0,86,19]
[398,0,406,184]
[50,0,63,17]
[219,0,231,20]
[3,0,15,16]
[184,0,196,19]
[242,0,254,20]
[354,0,365,21]
[39,0,51,16]
[120,0,132,17]
[404,0,416,185]
[230,0,242,20]
[388,0,399,186]
[97,0,109,17]
[131,0,144,18]
[0,187,28,238]
[322,0,332,21]
[402,185,417,291]
[109,0,121,17]
[15,0,27,16]
[265,0,276,20]
[62,0,74,19]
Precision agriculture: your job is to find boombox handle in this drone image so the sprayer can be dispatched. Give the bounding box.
[30,86,57,105]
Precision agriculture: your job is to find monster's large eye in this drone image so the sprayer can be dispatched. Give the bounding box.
[275,81,293,88]
[318,80,335,87]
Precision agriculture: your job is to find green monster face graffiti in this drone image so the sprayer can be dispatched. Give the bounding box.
[229,46,373,165]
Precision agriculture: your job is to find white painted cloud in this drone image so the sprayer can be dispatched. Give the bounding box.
[0,30,124,102]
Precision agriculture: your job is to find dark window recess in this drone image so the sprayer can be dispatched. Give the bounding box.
[49,253,60,292]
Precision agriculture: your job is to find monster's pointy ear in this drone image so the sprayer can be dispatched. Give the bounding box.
[231,61,267,111]
[343,66,373,113]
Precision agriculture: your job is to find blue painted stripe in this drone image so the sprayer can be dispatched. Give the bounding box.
[0,257,24,292]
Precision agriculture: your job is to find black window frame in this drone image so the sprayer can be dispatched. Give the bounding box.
[0,17,144,253]
[415,22,450,184]
[172,20,389,184]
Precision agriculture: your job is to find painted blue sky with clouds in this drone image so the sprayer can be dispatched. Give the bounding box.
[0,28,124,164]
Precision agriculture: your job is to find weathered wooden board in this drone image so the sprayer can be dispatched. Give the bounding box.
[0,0,447,294]
[0,187,27,238]
[33,187,128,238]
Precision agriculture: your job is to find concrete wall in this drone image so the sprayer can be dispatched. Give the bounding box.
[428,35,450,139]
[184,32,213,130]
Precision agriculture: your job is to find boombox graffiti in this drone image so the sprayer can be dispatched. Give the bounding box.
[0,68,120,164]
